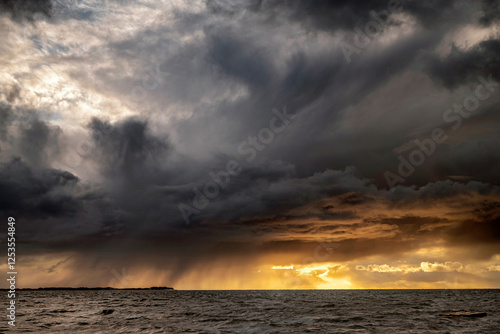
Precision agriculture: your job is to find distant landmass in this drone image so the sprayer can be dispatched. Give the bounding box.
[0,286,174,291]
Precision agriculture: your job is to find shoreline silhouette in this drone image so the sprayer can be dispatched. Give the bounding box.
[0,286,174,291]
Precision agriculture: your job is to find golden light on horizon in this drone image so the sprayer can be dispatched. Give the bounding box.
[6,252,499,290]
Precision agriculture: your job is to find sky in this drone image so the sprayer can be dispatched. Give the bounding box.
[0,0,499,289]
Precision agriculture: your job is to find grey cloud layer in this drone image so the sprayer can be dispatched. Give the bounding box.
[0,0,499,284]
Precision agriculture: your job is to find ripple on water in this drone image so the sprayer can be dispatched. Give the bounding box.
[12,290,500,333]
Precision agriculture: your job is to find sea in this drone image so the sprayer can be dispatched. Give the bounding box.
[2,289,499,333]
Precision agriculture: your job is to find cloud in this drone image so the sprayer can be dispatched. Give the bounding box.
[247,0,466,31]
[426,38,500,88]
[0,102,12,140]
[19,118,61,167]
[479,0,500,26]
[0,157,80,217]
[87,117,169,187]
[0,0,53,21]
[206,30,274,89]
[0,0,499,289]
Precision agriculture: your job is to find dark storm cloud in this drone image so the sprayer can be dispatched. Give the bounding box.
[247,0,392,31]
[1,114,371,246]
[44,108,498,263]
[87,117,169,187]
[203,1,431,122]
[0,101,62,167]
[206,31,274,89]
[0,0,53,21]
[104,0,469,181]
[479,0,500,26]
[79,114,373,230]
[180,165,373,224]
[0,102,85,220]
[168,12,448,180]
[257,29,448,180]
[426,38,500,89]
[0,157,80,217]
[15,110,498,264]
[17,54,497,277]
[2,0,500,288]
[247,0,459,31]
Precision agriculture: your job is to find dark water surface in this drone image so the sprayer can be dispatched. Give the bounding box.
[2,289,499,333]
